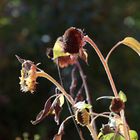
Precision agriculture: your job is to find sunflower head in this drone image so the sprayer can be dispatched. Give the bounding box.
[16,55,38,93]
[63,27,85,54]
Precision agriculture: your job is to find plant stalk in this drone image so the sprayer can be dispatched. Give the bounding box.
[56,61,85,140]
[36,71,75,105]
[120,110,130,140]
[87,124,98,140]
[76,61,97,134]
[84,35,130,139]
[105,41,121,63]
[84,36,118,97]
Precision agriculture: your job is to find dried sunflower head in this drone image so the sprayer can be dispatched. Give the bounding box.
[110,98,125,113]
[74,101,92,126]
[47,27,88,68]
[63,27,85,54]
[75,108,90,126]
[16,55,38,93]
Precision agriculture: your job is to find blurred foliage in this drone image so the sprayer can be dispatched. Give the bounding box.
[0,0,140,139]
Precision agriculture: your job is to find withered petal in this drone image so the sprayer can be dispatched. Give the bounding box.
[57,55,77,68]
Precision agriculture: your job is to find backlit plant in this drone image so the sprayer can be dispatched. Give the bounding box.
[16,27,140,140]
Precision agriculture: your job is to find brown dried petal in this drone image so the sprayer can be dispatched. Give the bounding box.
[57,55,77,68]
[63,27,84,54]
[110,98,125,113]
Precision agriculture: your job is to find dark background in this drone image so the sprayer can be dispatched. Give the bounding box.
[0,0,140,139]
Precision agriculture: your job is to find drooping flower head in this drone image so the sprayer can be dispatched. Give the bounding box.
[74,101,92,126]
[110,98,125,113]
[16,55,38,93]
[47,27,88,68]
[63,27,85,54]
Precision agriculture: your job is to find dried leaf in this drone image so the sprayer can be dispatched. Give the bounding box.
[50,94,65,125]
[31,96,52,125]
[53,116,73,140]
[53,102,62,125]
[121,37,140,56]
[53,121,64,140]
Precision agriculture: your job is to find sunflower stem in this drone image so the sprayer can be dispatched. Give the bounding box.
[36,71,75,105]
[87,124,98,140]
[84,35,118,97]
[84,35,130,139]
[76,61,97,134]
[105,41,121,63]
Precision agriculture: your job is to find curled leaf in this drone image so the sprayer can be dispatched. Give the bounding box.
[31,96,52,125]
[121,37,140,56]
[50,94,65,125]
[53,122,64,140]
[53,116,74,140]
[119,91,127,102]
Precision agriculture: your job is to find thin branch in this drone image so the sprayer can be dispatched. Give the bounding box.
[87,124,98,140]
[76,61,97,134]
[36,71,75,105]
[105,42,121,63]
[120,110,130,140]
[70,66,77,97]
[56,61,85,140]
[84,35,118,98]
[84,35,130,139]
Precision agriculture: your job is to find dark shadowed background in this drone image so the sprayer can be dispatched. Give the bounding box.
[0,0,140,139]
